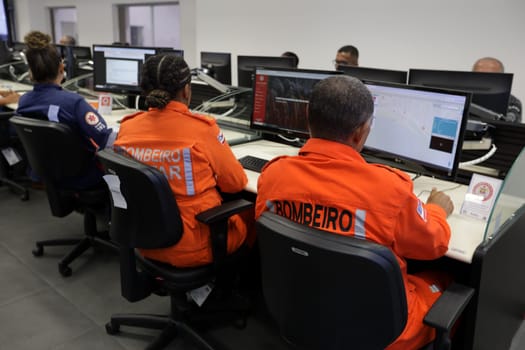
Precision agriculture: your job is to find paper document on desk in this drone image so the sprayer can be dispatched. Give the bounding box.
[103,174,128,209]
[460,174,502,220]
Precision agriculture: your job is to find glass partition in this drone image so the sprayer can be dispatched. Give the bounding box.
[484,146,525,240]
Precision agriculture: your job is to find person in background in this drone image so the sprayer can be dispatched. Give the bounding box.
[256,75,454,350]
[281,51,299,68]
[59,35,76,46]
[16,30,115,189]
[115,54,253,268]
[472,57,522,123]
[334,45,359,69]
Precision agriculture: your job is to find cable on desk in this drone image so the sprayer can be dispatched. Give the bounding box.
[459,144,497,167]
[416,184,463,198]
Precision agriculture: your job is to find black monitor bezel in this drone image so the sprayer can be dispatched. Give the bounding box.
[201,51,232,85]
[338,65,408,84]
[408,68,512,115]
[250,67,343,141]
[156,47,184,58]
[362,80,472,181]
[92,44,158,95]
[237,55,296,88]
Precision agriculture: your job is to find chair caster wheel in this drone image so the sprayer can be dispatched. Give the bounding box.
[105,322,120,335]
[58,264,72,277]
[20,192,29,201]
[32,245,44,257]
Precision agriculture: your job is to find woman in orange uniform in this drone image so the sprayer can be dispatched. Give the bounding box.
[256,75,454,350]
[115,54,251,267]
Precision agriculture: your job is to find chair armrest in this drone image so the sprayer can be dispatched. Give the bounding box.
[424,282,475,350]
[195,199,253,225]
[195,199,254,267]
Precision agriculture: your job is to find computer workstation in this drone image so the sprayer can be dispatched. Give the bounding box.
[234,71,483,262]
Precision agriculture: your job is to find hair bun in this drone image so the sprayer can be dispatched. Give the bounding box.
[24,31,51,49]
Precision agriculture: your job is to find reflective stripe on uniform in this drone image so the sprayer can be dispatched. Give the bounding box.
[355,209,367,239]
[183,148,195,196]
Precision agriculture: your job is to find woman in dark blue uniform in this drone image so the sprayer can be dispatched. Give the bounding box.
[16,31,115,189]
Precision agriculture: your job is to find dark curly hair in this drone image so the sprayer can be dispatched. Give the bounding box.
[24,31,62,83]
[140,54,191,109]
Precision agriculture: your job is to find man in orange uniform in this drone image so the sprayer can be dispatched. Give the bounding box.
[115,54,251,267]
[256,75,454,349]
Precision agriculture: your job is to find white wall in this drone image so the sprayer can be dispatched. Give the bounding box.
[14,0,525,102]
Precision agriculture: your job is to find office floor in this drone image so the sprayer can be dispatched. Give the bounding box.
[0,185,288,350]
[2,185,525,350]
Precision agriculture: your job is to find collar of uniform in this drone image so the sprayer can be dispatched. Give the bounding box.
[149,100,189,114]
[299,138,365,163]
[33,83,62,91]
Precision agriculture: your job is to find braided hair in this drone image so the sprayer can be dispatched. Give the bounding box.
[140,54,191,109]
[24,31,62,83]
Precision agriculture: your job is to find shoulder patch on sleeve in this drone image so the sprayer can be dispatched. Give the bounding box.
[416,199,427,222]
[85,111,100,126]
[217,130,226,144]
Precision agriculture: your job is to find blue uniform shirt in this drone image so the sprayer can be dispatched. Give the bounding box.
[16,83,116,189]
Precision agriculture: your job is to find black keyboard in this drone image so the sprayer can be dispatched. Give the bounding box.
[238,155,269,173]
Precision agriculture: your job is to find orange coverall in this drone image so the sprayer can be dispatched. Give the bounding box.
[255,138,451,350]
[115,101,249,267]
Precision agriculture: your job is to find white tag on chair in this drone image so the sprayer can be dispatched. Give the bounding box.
[1,147,21,166]
[103,174,128,209]
[188,283,214,307]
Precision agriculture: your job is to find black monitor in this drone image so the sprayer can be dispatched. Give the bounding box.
[201,51,231,85]
[92,44,157,95]
[338,65,407,84]
[363,81,471,180]
[155,47,184,57]
[251,67,342,141]
[408,69,513,115]
[0,0,12,46]
[71,45,92,60]
[237,55,296,88]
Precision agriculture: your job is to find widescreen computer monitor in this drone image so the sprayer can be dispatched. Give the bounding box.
[201,51,231,85]
[237,55,296,88]
[156,47,184,57]
[251,67,342,140]
[409,69,513,115]
[363,81,471,180]
[93,44,157,95]
[0,0,11,45]
[338,65,407,84]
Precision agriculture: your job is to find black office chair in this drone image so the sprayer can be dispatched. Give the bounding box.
[256,211,475,350]
[0,111,29,200]
[97,148,253,350]
[9,115,116,277]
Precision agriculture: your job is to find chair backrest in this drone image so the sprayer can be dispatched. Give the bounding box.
[10,115,96,216]
[256,211,408,350]
[97,148,183,250]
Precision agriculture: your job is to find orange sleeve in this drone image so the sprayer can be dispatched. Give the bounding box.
[203,122,247,193]
[392,191,451,260]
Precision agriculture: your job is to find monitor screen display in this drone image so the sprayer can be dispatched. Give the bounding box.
[155,47,184,57]
[201,51,231,85]
[0,0,10,44]
[251,67,342,140]
[408,69,512,115]
[93,45,156,94]
[363,82,471,180]
[338,65,407,84]
[237,55,296,88]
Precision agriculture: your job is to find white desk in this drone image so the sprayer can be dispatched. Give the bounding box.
[103,109,254,145]
[231,139,487,264]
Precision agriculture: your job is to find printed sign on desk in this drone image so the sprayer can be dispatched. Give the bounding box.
[98,94,113,115]
[460,173,503,220]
